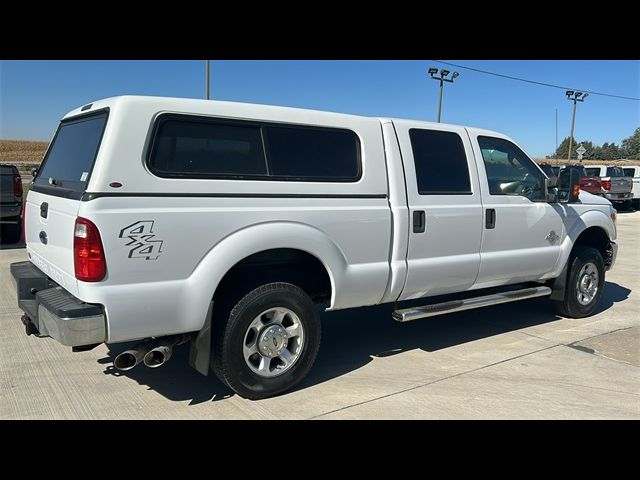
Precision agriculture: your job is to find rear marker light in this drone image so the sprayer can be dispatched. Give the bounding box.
[13,173,23,198]
[74,217,106,282]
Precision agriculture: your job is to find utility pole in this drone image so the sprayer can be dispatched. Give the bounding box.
[205,60,210,100]
[565,90,588,161]
[555,108,558,165]
[428,68,459,122]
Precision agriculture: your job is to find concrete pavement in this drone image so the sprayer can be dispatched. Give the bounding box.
[1,212,638,419]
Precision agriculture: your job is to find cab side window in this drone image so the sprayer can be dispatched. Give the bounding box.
[478,136,544,200]
[585,167,601,177]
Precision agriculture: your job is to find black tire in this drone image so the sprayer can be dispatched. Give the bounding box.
[211,282,321,400]
[553,246,605,318]
[0,221,21,244]
[632,199,640,211]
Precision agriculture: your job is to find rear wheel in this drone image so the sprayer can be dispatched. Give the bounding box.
[553,246,605,318]
[211,282,321,400]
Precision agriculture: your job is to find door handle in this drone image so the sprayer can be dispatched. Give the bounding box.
[485,209,496,229]
[413,210,426,233]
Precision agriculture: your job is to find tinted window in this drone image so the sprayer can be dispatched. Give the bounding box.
[149,116,361,182]
[623,168,636,177]
[565,165,587,177]
[409,129,471,194]
[265,126,359,180]
[585,167,601,176]
[538,164,555,177]
[606,167,624,177]
[34,111,108,192]
[150,118,267,177]
[478,136,544,200]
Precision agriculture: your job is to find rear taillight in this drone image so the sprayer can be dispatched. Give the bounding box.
[602,179,612,191]
[74,217,106,282]
[21,202,26,243]
[13,173,23,198]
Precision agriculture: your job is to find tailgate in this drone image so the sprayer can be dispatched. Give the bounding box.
[609,177,632,193]
[0,167,20,204]
[26,110,108,297]
[26,190,81,296]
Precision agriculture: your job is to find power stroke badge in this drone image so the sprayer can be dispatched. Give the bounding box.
[119,221,164,260]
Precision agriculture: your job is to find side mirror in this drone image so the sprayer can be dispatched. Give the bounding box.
[558,168,580,203]
[31,168,38,178]
[542,177,557,202]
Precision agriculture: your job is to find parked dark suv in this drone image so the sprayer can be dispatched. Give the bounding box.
[0,164,23,243]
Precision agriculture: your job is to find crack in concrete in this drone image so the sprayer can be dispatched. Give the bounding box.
[308,344,559,419]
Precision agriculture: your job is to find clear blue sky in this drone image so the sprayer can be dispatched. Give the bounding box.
[1,60,638,157]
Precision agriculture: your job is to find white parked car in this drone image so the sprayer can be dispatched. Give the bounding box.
[11,96,618,399]
[622,166,640,209]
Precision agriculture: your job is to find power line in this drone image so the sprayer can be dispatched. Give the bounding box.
[433,60,640,101]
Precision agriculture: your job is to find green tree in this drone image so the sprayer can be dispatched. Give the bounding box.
[554,136,578,159]
[600,142,621,160]
[621,127,640,160]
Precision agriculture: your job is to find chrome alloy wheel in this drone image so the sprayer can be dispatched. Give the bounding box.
[576,262,599,306]
[242,307,305,378]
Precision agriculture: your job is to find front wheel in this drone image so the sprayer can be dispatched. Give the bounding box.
[553,246,605,318]
[211,282,321,400]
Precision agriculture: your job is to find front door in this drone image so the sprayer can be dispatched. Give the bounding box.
[393,120,483,300]
[469,133,565,288]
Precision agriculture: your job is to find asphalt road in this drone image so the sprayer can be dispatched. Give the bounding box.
[1,213,638,419]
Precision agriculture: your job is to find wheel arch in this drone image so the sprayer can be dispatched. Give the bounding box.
[187,221,345,375]
[549,210,615,301]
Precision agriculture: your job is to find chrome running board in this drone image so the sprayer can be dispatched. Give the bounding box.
[392,286,552,322]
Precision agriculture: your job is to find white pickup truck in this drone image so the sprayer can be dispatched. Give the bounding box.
[11,96,618,399]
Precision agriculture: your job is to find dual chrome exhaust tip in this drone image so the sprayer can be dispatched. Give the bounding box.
[113,335,188,372]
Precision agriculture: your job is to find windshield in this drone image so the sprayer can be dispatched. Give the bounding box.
[34,111,108,193]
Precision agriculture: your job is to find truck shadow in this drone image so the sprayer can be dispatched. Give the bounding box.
[100,281,630,405]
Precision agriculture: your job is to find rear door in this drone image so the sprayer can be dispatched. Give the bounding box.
[27,110,108,296]
[393,120,483,300]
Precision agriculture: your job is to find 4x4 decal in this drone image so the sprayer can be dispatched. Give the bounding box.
[119,221,164,260]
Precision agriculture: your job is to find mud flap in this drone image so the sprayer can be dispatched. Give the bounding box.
[188,301,213,376]
[549,261,569,301]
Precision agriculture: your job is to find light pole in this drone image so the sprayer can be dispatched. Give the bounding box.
[565,90,588,161]
[428,68,459,122]
[205,60,210,100]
